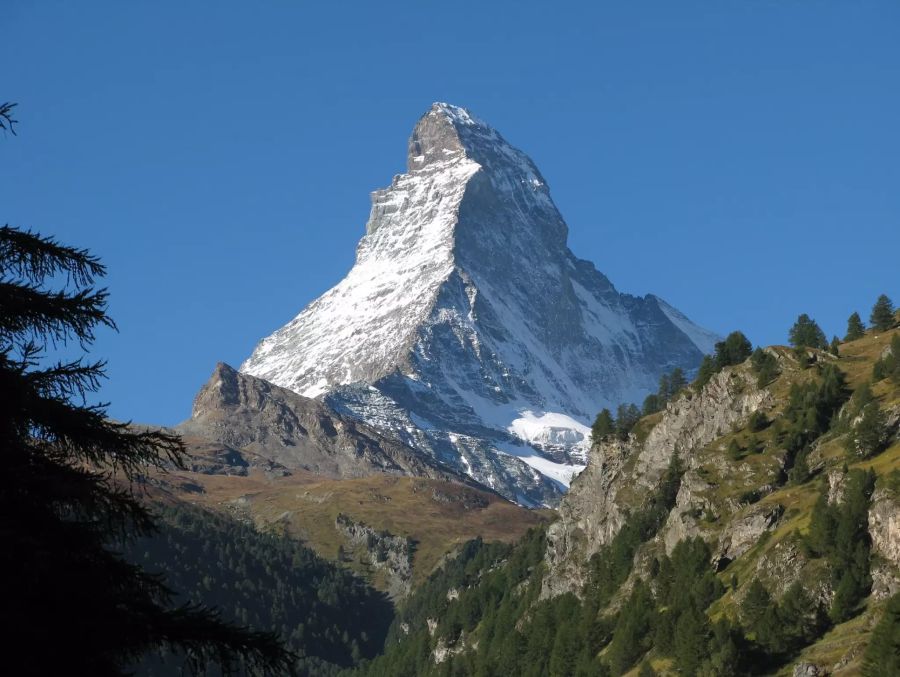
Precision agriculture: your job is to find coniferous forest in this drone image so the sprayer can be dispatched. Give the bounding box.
[125,504,392,676]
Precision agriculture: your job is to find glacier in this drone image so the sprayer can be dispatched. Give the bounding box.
[241,102,716,505]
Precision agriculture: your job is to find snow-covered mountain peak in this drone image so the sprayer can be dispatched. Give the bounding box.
[241,103,718,505]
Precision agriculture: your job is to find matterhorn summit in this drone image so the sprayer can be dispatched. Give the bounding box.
[241,102,717,505]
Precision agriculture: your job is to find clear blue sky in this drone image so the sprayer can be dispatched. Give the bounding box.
[2,1,898,425]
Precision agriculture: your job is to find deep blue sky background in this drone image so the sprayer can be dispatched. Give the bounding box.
[2,1,898,425]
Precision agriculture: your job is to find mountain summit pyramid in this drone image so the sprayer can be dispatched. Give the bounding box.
[241,102,717,505]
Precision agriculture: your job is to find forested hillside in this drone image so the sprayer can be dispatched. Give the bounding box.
[350,302,900,676]
[123,504,393,676]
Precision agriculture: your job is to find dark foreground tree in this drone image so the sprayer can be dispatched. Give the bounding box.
[0,224,293,674]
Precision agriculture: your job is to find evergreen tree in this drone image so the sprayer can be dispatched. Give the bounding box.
[704,620,741,676]
[789,314,827,349]
[606,581,653,675]
[862,592,900,676]
[846,403,889,458]
[740,579,772,639]
[750,346,780,387]
[669,367,687,395]
[673,603,709,676]
[715,331,753,368]
[845,312,866,341]
[806,492,836,556]
[658,373,671,401]
[872,334,900,383]
[642,393,662,416]
[778,582,823,650]
[870,294,896,332]
[727,439,744,461]
[829,336,841,356]
[695,332,752,389]
[748,410,769,432]
[851,381,875,415]
[0,101,15,134]
[615,403,641,440]
[828,469,876,623]
[694,354,717,388]
[0,226,292,675]
[592,408,615,441]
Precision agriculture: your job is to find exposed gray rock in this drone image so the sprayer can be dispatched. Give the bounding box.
[715,503,784,566]
[661,469,712,555]
[869,487,900,572]
[827,469,847,504]
[178,362,463,482]
[544,364,773,596]
[752,539,835,608]
[792,662,825,677]
[335,513,413,599]
[432,633,467,664]
[871,559,900,601]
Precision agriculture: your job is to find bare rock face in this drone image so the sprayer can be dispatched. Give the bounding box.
[335,513,413,599]
[869,487,900,573]
[177,363,462,482]
[661,469,714,555]
[792,662,824,677]
[544,364,773,596]
[871,559,900,601]
[541,438,630,595]
[714,503,784,566]
[753,541,809,596]
[827,468,847,504]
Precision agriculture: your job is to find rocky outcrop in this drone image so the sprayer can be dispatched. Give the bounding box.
[544,364,773,596]
[792,662,825,677]
[178,362,462,482]
[869,487,900,594]
[714,502,784,567]
[432,633,468,664]
[335,513,414,599]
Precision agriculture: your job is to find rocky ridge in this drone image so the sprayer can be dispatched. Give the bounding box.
[544,356,775,596]
[177,362,463,482]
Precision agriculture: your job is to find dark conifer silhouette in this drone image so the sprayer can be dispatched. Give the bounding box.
[1,109,292,675]
[870,294,896,332]
[845,311,865,341]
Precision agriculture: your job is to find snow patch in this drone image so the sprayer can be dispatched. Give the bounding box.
[496,441,584,490]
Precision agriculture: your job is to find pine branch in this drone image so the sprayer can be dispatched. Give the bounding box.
[24,397,186,478]
[0,102,16,134]
[24,358,107,401]
[0,281,115,348]
[1,224,105,286]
